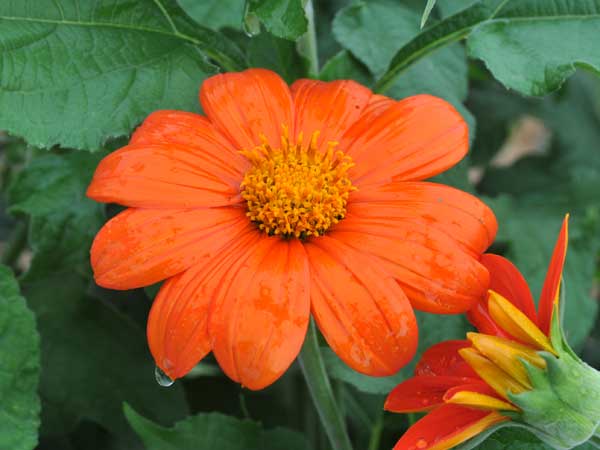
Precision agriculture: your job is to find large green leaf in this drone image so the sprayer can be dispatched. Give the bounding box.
[375,0,600,97]
[124,404,310,450]
[245,0,307,40]
[0,266,40,450]
[468,0,600,96]
[8,150,189,442]
[0,0,247,150]
[177,0,245,30]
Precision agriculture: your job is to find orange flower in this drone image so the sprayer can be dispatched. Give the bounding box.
[87,69,497,390]
[385,216,569,450]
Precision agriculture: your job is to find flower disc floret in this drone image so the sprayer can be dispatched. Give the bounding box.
[240,130,355,238]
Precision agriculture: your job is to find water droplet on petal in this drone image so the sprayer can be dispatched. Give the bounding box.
[155,366,174,387]
[416,438,428,449]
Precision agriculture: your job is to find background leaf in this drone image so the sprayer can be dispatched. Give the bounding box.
[467,0,600,96]
[245,0,307,40]
[124,404,310,450]
[0,265,40,450]
[0,0,247,150]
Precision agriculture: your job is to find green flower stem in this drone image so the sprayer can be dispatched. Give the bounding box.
[298,0,319,76]
[298,319,353,450]
[367,412,384,450]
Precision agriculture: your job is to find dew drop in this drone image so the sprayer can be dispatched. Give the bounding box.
[155,366,174,387]
[416,438,428,449]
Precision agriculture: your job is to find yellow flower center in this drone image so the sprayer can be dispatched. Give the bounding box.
[240,130,355,239]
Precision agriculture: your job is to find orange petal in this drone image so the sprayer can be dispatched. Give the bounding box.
[148,228,261,381]
[487,291,555,354]
[290,79,372,149]
[130,110,249,176]
[537,215,569,335]
[87,143,244,209]
[208,238,310,390]
[305,236,418,376]
[393,404,508,450]
[348,181,498,257]
[415,340,479,378]
[385,375,478,413]
[342,95,468,185]
[480,254,537,324]
[331,202,490,313]
[200,68,293,150]
[444,383,519,412]
[91,207,249,289]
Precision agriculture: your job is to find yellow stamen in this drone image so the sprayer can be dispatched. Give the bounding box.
[459,347,528,401]
[445,390,519,412]
[240,128,355,238]
[427,411,508,450]
[487,290,557,355]
[467,332,546,389]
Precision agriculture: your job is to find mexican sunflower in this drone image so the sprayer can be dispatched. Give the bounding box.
[386,216,600,449]
[87,68,497,390]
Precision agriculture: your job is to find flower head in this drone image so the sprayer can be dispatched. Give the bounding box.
[386,216,600,449]
[87,69,497,390]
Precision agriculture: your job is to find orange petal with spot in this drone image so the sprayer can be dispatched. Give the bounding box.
[200,68,293,150]
[348,181,497,257]
[147,228,260,381]
[393,404,508,450]
[305,236,418,376]
[130,110,249,176]
[385,376,478,413]
[331,194,490,313]
[342,95,468,186]
[91,207,248,289]
[444,383,519,412]
[415,340,478,378]
[87,143,244,209]
[208,238,310,390]
[290,79,372,149]
[480,254,537,324]
[538,215,569,335]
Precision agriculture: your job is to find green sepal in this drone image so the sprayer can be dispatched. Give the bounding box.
[508,330,600,449]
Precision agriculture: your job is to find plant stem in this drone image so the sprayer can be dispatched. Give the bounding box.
[367,413,384,450]
[298,0,319,76]
[298,319,353,450]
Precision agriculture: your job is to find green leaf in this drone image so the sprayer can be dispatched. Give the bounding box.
[373,0,506,93]
[8,150,189,441]
[177,0,245,30]
[247,31,309,83]
[8,151,105,278]
[467,0,600,96]
[124,404,310,450]
[0,0,248,150]
[23,273,188,442]
[421,0,437,27]
[319,50,373,86]
[376,0,600,97]
[323,311,470,394]
[0,266,40,450]
[245,0,307,40]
